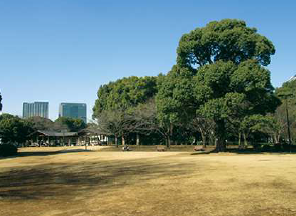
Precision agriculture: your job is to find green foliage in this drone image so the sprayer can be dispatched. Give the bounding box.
[93,76,157,117]
[155,65,197,147]
[275,79,296,141]
[0,144,18,157]
[25,116,54,131]
[156,65,195,127]
[194,60,279,118]
[0,114,33,144]
[241,114,266,134]
[93,76,159,145]
[177,19,275,68]
[194,61,236,101]
[54,117,86,132]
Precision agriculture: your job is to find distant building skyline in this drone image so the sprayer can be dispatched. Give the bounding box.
[59,103,87,123]
[23,102,49,119]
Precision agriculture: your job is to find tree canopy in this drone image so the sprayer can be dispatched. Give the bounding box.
[0,114,33,144]
[177,19,275,68]
[93,76,157,117]
[92,19,282,151]
[26,116,54,131]
[54,117,86,132]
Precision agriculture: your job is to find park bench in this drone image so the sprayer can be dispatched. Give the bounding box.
[194,146,205,151]
[156,146,167,152]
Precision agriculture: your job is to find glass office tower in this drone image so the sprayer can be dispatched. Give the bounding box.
[23,102,49,118]
[59,103,87,123]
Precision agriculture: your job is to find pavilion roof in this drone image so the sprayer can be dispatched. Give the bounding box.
[30,130,78,137]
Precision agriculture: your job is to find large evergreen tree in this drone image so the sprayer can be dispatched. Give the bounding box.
[157,19,280,151]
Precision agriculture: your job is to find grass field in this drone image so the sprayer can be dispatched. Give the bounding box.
[1,146,296,216]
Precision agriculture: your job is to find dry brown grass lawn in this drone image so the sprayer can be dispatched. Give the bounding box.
[1,147,296,216]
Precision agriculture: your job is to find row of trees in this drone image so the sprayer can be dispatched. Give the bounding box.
[93,19,293,151]
[0,114,86,145]
[275,79,296,142]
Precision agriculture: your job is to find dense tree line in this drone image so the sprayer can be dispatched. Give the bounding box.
[0,114,33,145]
[0,115,86,146]
[93,76,160,146]
[93,19,287,151]
[275,79,296,142]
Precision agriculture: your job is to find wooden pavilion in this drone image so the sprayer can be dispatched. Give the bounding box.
[77,128,110,146]
[28,128,110,146]
[28,130,78,146]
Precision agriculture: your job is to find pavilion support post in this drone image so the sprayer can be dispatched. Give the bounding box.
[85,136,88,150]
[136,133,140,146]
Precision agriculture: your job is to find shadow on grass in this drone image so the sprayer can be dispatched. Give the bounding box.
[191,146,296,155]
[0,148,92,160]
[0,156,192,201]
[100,145,198,152]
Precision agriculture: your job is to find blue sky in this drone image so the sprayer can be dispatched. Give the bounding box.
[0,0,295,120]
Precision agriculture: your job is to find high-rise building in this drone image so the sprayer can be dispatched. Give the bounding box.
[0,92,3,114]
[59,103,87,123]
[23,102,49,119]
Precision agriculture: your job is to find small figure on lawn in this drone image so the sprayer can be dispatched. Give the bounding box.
[122,145,130,151]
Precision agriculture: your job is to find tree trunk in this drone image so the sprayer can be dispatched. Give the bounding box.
[168,124,173,148]
[214,136,217,146]
[192,138,195,145]
[115,136,118,148]
[167,136,171,148]
[238,132,242,148]
[243,133,248,147]
[277,134,280,144]
[215,120,226,152]
[122,136,125,146]
[215,137,226,152]
[201,132,207,148]
[136,133,140,146]
[274,134,279,144]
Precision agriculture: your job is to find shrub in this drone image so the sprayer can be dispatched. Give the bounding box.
[261,144,271,152]
[281,144,296,152]
[252,143,262,151]
[0,144,18,157]
[273,144,282,152]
